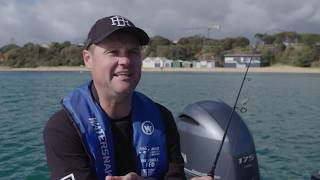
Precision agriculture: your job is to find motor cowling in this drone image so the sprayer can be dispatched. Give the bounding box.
[176,100,260,180]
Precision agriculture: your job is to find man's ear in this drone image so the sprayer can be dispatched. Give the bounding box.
[83,49,93,69]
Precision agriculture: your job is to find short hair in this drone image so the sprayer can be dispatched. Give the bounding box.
[87,44,96,53]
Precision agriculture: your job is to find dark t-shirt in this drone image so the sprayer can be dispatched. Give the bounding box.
[43,88,186,180]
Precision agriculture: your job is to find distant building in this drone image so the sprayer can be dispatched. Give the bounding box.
[77,42,85,47]
[40,43,50,49]
[142,57,172,68]
[172,60,183,68]
[224,54,261,68]
[161,57,173,68]
[193,60,216,68]
[182,61,193,68]
[142,57,156,68]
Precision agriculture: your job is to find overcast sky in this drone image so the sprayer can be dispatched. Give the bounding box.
[1,0,320,47]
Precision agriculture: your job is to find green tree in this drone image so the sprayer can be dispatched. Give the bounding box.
[144,36,172,57]
[0,44,20,53]
[4,43,41,67]
[177,35,205,45]
[60,45,83,66]
[150,36,172,46]
[261,48,274,66]
[299,33,320,46]
[232,37,250,48]
[291,45,317,67]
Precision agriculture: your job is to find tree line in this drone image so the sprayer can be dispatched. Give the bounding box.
[0,41,82,67]
[1,32,320,68]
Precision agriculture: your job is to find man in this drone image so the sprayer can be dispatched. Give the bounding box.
[44,15,214,180]
[44,15,186,180]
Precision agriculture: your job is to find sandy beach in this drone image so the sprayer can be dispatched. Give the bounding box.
[0,66,320,74]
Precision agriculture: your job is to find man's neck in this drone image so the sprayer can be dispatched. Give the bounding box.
[99,95,131,120]
[92,83,132,120]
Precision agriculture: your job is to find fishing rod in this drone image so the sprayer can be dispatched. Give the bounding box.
[207,45,257,178]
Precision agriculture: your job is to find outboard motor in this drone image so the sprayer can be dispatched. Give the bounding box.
[311,171,320,180]
[176,100,260,180]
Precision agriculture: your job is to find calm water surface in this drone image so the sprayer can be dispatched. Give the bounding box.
[0,71,319,180]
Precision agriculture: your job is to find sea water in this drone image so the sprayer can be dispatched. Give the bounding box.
[0,71,319,180]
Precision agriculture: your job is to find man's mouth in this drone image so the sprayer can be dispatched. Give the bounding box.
[114,71,132,78]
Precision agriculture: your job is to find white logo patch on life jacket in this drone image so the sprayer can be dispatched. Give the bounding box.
[141,121,154,135]
[60,173,75,180]
[110,15,131,27]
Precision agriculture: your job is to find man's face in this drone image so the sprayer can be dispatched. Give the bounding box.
[83,32,142,97]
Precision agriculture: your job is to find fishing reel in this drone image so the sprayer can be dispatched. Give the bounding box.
[236,98,249,113]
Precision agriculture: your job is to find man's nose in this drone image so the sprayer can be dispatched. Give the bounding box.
[117,56,130,66]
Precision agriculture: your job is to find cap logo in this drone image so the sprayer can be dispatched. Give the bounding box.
[110,15,131,27]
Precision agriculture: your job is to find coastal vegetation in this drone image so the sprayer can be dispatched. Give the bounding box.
[0,32,320,68]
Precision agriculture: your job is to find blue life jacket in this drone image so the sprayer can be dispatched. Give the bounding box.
[62,81,168,180]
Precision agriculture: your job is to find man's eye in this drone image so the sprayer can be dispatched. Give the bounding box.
[105,50,117,55]
[129,50,140,55]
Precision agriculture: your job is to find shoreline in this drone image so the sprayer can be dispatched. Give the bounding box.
[0,66,320,74]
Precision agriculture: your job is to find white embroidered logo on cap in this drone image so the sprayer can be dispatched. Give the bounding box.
[110,16,131,27]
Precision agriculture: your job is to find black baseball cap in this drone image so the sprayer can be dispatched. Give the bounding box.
[84,15,149,49]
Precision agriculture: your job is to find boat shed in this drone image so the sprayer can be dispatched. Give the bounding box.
[193,60,216,68]
[172,60,183,68]
[224,54,261,68]
[142,57,155,68]
[182,61,193,68]
[143,57,173,68]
